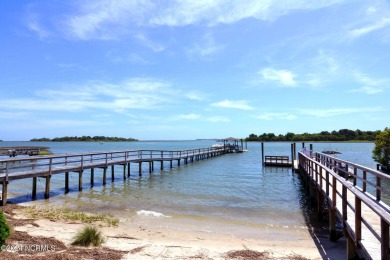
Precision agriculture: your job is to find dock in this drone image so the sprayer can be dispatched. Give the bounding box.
[264,155,292,167]
[299,151,390,259]
[0,146,46,157]
[0,147,231,206]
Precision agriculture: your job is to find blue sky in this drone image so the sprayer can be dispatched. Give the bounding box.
[1,0,389,141]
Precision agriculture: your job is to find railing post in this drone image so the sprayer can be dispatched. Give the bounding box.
[6,161,9,183]
[81,155,84,171]
[377,176,381,201]
[342,185,347,223]
[355,197,362,246]
[362,170,367,192]
[381,218,389,259]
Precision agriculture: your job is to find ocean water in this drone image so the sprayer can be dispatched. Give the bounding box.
[0,141,381,238]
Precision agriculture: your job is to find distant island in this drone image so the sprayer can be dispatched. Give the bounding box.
[245,129,380,142]
[30,136,138,142]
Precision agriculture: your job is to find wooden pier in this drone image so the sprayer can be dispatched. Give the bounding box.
[299,151,390,259]
[0,147,227,206]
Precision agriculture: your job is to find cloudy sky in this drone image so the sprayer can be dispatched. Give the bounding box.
[1,0,389,141]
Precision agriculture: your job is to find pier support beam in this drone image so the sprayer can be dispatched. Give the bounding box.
[32,177,37,200]
[91,168,94,187]
[139,162,142,176]
[65,172,69,193]
[161,161,163,170]
[127,163,131,177]
[111,165,115,182]
[103,167,107,185]
[78,171,83,191]
[1,181,8,206]
[44,176,51,199]
[123,164,126,180]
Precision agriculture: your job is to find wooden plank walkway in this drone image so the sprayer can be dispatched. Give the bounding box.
[0,147,226,205]
[299,152,390,260]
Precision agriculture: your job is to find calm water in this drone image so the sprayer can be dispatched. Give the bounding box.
[0,141,381,236]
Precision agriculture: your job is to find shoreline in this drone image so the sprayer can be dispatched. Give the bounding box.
[0,203,343,259]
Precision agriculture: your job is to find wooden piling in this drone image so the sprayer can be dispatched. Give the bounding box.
[1,181,8,206]
[32,177,37,200]
[44,176,51,199]
[127,163,131,177]
[103,167,107,185]
[111,165,115,182]
[91,168,94,187]
[78,171,83,191]
[123,164,126,180]
[65,172,69,193]
[139,162,142,176]
[261,142,264,165]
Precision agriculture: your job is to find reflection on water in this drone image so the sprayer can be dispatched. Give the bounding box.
[0,141,382,237]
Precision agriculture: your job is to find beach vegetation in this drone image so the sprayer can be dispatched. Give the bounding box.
[246,128,381,142]
[372,127,390,168]
[23,206,119,227]
[0,210,11,248]
[71,225,105,247]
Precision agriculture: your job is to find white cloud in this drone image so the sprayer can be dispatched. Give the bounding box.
[299,107,382,118]
[57,0,347,40]
[211,100,253,110]
[106,51,150,64]
[260,68,297,87]
[349,86,382,95]
[135,34,166,52]
[0,78,176,113]
[26,13,50,39]
[348,18,390,39]
[254,112,297,121]
[186,91,207,101]
[206,116,230,123]
[187,33,224,60]
[349,73,386,94]
[174,113,201,120]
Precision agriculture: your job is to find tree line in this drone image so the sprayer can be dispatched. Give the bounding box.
[30,136,138,142]
[245,129,381,142]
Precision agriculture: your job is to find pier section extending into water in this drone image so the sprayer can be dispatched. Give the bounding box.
[0,147,229,206]
[299,151,390,260]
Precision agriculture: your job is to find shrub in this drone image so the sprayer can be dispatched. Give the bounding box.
[373,127,390,167]
[71,225,105,247]
[0,210,11,248]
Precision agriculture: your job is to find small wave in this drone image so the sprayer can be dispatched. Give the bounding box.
[137,210,170,218]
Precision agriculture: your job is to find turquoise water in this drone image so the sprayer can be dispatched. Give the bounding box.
[0,141,380,235]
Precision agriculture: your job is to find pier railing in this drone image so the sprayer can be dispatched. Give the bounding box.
[299,152,390,260]
[0,147,224,180]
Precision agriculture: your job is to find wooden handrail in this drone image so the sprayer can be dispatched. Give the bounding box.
[299,151,390,259]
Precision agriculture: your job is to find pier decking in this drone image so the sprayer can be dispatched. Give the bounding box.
[299,151,390,260]
[0,147,228,206]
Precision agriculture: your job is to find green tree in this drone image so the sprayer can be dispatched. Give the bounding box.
[0,210,11,248]
[372,128,390,167]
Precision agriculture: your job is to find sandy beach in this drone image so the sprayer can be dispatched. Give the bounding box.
[0,203,347,260]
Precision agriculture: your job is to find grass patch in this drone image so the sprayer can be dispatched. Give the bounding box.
[71,225,105,247]
[23,206,119,227]
[39,149,52,155]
